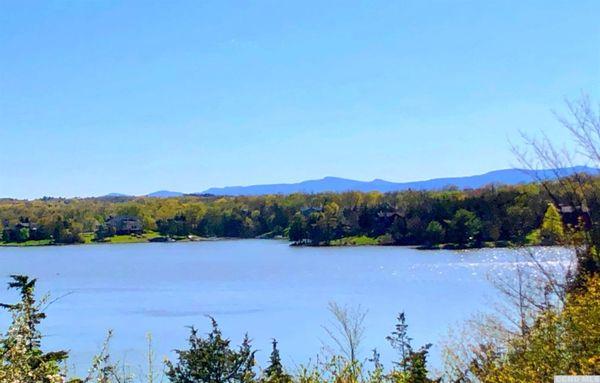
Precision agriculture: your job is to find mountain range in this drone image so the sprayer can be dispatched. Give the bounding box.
[103,166,598,198]
[146,190,185,198]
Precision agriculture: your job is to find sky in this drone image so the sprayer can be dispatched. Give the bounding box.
[0,1,599,199]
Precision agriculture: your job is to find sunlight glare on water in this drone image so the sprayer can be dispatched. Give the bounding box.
[0,241,573,374]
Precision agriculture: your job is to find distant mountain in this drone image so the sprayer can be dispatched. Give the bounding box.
[201,166,599,196]
[146,190,185,198]
[96,192,134,200]
[104,192,130,197]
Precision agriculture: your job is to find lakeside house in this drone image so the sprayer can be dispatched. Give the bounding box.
[2,219,39,242]
[105,215,143,235]
[558,203,591,228]
[376,211,402,219]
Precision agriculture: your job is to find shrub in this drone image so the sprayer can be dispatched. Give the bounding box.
[165,318,256,383]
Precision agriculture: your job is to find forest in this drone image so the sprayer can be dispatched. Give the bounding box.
[0,195,598,382]
[0,174,597,248]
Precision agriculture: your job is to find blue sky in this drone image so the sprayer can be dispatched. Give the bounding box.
[1,1,598,199]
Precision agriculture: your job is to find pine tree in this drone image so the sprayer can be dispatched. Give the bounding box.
[540,203,565,245]
[424,221,445,246]
[0,275,69,383]
[262,339,291,383]
[288,214,305,243]
[387,312,437,383]
[404,345,433,383]
[387,312,412,370]
[166,317,256,383]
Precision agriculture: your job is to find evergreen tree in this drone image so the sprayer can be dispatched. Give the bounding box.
[262,339,291,383]
[0,275,69,383]
[386,312,412,371]
[94,224,115,241]
[424,221,445,246]
[540,203,565,245]
[448,209,482,246]
[404,345,433,383]
[387,312,437,383]
[287,214,305,243]
[166,318,256,383]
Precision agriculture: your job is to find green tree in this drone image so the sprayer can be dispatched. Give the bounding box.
[94,224,115,241]
[424,221,444,246]
[261,339,291,383]
[1,228,10,243]
[0,275,69,383]
[307,212,325,245]
[389,216,408,244]
[539,203,564,245]
[505,204,536,241]
[15,227,29,243]
[387,312,411,370]
[322,202,341,243]
[402,345,433,383]
[51,218,83,244]
[166,318,256,383]
[387,312,436,383]
[465,276,600,382]
[287,214,305,243]
[448,209,482,246]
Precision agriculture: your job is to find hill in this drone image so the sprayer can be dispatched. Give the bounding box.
[201,166,598,196]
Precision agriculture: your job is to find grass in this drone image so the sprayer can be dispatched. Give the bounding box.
[1,232,164,247]
[1,232,208,247]
[81,233,95,243]
[0,239,53,247]
[329,235,380,246]
[83,231,163,244]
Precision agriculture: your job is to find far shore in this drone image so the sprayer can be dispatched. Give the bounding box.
[0,233,522,251]
[0,232,222,248]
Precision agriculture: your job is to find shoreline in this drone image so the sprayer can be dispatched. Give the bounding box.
[0,233,223,248]
[0,234,523,251]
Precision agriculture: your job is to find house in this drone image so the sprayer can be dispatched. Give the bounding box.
[558,204,591,228]
[376,211,401,219]
[2,219,39,242]
[105,216,143,235]
[15,221,38,231]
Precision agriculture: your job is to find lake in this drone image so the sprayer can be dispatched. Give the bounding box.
[0,240,571,376]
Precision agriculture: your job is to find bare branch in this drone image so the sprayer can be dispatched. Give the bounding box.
[321,302,367,365]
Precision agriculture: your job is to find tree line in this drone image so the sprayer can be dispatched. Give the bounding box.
[1,175,597,247]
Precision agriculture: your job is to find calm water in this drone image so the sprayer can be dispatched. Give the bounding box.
[0,240,571,375]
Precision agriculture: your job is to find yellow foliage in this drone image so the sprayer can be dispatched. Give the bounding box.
[474,276,600,382]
